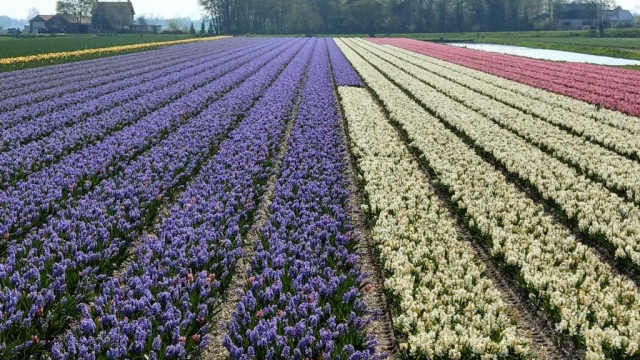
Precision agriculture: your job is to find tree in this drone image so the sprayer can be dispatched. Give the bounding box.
[291,0,323,34]
[136,15,148,27]
[197,0,547,35]
[27,7,40,20]
[486,0,506,31]
[590,0,616,24]
[56,0,95,24]
[345,0,387,37]
[436,0,447,32]
[471,0,487,31]
[189,22,196,34]
[136,15,148,32]
[200,20,206,34]
[200,0,226,33]
[166,18,183,33]
[208,19,214,35]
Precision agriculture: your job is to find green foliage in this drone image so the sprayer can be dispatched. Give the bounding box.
[189,22,196,35]
[345,0,388,37]
[195,0,638,36]
[55,0,96,23]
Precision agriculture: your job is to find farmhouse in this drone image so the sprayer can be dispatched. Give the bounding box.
[606,7,634,27]
[554,3,597,30]
[91,0,136,31]
[29,14,91,34]
[29,15,52,34]
[554,3,636,30]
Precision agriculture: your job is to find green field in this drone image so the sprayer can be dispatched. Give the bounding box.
[387,29,640,61]
[3,29,639,73]
[0,34,197,58]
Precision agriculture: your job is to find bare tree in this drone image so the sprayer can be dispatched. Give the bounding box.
[199,0,224,33]
[56,0,95,23]
[27,7,40,20]
[585,0,616,23]
[136,15,148,32]
[166,18,184,32]
[136,15,148,27]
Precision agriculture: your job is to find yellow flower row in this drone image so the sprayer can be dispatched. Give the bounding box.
[0,36,231,66]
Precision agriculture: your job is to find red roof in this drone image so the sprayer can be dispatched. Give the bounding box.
[30,15,55,22]
[57,14,92,25]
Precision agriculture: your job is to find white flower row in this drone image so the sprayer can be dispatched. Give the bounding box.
[381,43,640,137]
[347,38,640,269]
[356,39,640,204]
[338,86,531,359]
[336,38,640,360]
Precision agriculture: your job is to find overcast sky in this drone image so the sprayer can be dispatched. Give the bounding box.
[2,0,639,20]
[3,0,204,20]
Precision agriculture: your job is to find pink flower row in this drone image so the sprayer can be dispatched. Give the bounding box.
[369,38,640,118]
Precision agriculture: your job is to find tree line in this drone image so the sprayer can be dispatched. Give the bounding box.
[198,0,616,35]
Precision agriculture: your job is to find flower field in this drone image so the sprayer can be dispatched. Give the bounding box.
[369,38,640,118]
[1,36,640,359]
[0,37,230,67]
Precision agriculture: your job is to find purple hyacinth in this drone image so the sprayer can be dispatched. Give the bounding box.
[327,38,363,87]
[0,38,303,357]
[224,38,379,360]
[52,38,315,360]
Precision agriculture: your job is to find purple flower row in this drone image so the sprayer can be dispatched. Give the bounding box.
[224,38,377,360]
[50,37,315,360]
[0,39,278,186]
[0,39,287,245]
[0,38,304,357]
[327,38,363,87]
[0,51,151,94]
[0,39,244,114]
[0,40,254,133]
[0,40,229,95]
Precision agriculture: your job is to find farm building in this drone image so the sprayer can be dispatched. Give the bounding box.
[29,14,91,34]
[554,3,598,30]
[29,15,52,34]
[606,7,634,27]
[91,0,136,31]
[553,3,636,30]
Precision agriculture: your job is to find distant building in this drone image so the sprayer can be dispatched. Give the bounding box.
[606,7,634,27]
[29,14,91,33]
[553,3,635,30]
[130,21,162,33]
[91,0,135,31]
[554,3,598,30]
[30,15,54,34]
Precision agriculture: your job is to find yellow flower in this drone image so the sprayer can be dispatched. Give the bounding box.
[0,36,230,66]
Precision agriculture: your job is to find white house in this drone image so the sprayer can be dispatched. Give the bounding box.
[607,8,634,27]
[29,15,53,34]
